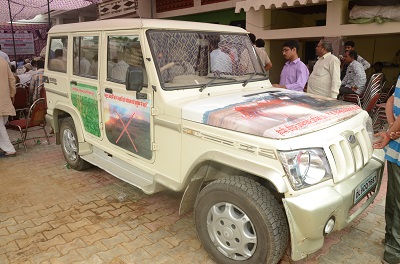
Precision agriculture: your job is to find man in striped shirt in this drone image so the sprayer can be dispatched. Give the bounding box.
[373,75,400,264]
[29,59,45,103]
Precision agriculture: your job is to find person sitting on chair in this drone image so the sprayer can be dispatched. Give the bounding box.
[30,60,45,104]
[338,50,366,98]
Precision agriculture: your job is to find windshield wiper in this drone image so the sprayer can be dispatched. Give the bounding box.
[242,72,266,87]
[199,77,217,92]
[199,75,239,92]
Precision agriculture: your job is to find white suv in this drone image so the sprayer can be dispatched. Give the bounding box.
[44,19,385,263]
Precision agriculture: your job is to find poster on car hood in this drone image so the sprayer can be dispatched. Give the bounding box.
[182,90,362,139]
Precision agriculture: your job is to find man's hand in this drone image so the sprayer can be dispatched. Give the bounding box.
[372,132,390,149]
[272,84,285,88]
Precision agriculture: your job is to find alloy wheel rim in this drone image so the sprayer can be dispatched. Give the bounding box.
[63,128,78,161]
[206,202,257,260]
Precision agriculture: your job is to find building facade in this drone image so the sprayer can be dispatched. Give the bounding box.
[51,0,400,85]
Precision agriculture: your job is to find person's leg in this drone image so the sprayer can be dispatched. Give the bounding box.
[339,86,357,95]
[385,161,395,243]
[384,161,400,263]
[337,86,357,99]
[0,116,16,154]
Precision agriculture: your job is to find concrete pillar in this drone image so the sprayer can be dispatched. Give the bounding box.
[326,0,348,27]
[54,17,63,25]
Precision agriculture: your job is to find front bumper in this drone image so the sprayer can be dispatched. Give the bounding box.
[283,149,385,261]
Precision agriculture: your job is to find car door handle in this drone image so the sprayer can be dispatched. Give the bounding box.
[70,80,77,85]
[105,88,113,94]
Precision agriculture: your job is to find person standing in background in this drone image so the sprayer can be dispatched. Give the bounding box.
[0,44,10,63]
[249,33,272,72]
[272,39,309,92]
[0,57,17,157]
[307,39,341,98]
[340,40,370,80]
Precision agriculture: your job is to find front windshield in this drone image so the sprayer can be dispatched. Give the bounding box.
[147,30,266,90]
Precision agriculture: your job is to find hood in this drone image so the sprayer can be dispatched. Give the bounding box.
[182,90,362,139]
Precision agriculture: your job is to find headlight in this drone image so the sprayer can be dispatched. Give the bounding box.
[365,117,374,144]
[278,148,333,190]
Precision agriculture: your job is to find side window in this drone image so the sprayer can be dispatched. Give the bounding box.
[48,37,68,73]
[73,36,99,78]
[107,35,147,85]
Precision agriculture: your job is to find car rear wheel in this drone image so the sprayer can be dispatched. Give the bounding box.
[194,176,288,264]
[60,117,91,171]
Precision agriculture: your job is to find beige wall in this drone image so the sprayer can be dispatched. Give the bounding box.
[270,10,325,30]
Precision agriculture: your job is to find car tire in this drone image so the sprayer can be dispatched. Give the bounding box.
[60,117,91,171]
[194,176,288,264]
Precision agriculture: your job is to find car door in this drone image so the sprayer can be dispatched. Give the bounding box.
[100,31,154,162]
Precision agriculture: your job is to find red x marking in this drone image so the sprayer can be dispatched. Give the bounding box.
[114,110,138,152]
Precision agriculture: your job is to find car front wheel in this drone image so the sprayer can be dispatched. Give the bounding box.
[194,176,288,264]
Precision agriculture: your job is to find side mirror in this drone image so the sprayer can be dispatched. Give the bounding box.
[126,66,144,92]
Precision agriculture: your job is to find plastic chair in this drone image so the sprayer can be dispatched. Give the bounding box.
[12,84,30,119]
[6,98,50,152]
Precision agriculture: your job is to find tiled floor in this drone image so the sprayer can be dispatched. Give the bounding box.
[0,129,386,263]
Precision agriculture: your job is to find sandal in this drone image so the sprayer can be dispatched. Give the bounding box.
[0,152,16,158]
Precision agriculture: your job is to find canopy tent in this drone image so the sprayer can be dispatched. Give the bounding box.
[0,0,100,23]
[0,0,99,60]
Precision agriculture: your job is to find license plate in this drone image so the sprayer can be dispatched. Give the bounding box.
[353,171,378,204]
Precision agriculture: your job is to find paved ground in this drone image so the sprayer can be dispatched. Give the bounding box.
[0,128,387,264]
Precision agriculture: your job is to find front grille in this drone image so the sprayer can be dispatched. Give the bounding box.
[329,128,373,182]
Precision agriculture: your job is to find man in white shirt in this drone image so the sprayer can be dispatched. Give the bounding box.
[79,51,91,75]
[307,39,341,99]
[210,41,233,74]
[0,45,10,63]
[111,51,130,82]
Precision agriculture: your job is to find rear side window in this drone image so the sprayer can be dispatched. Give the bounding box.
[107,34,147,85]
[73,36,99,78]
[48,37,68,73]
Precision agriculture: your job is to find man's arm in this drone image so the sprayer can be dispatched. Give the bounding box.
[264,62,272,71]
[330,57,341,98]
[357,55,370,70]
